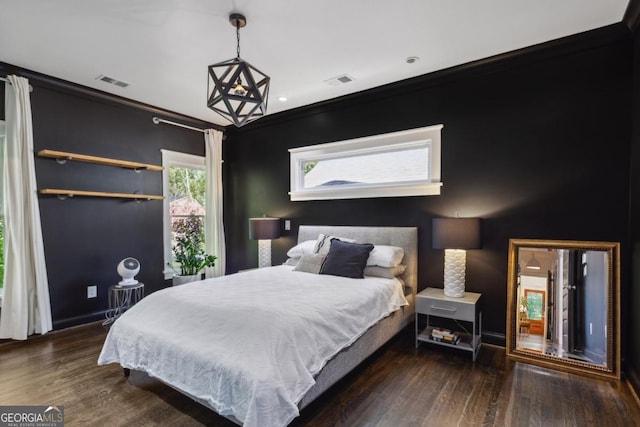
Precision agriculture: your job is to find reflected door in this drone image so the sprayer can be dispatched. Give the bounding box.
[565,250,586,355]
[525,290,545,335]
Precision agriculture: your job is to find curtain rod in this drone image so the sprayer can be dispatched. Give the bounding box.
[1,76,34,92]
[152,117,205,133]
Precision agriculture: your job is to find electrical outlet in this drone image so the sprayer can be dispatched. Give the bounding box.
[285,220,291,231]
[87,285,97,299]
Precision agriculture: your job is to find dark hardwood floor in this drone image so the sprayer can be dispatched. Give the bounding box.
[1,322,638,426]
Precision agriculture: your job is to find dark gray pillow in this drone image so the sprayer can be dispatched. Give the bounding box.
[320,239,374,279]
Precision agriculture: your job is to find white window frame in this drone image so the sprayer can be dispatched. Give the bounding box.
[161,149,205,279]
[289,124,443,201]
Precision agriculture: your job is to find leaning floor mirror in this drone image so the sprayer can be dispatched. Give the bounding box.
[506,239,621,379]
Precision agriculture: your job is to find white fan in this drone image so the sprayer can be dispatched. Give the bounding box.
[117,257,140,286]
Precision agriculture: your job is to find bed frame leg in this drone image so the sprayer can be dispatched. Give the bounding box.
[123,368,130,377]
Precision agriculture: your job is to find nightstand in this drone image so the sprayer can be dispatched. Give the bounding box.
[415,287,482,361]
[103,283,144,326]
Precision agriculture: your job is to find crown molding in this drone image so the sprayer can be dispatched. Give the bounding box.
[229,23,630,134]
[0,62,223,131]
[624,0,640,33]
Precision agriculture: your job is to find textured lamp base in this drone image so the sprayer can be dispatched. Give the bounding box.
[443,249,466,298]
[258,239,272,268]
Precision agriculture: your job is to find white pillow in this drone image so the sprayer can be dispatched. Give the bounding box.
[367,245,404,267]
[286,240,317,258]
[364,264,406,279]
[283,257,300,266]
[313,234,356,255]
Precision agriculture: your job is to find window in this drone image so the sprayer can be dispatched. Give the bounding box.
[289,124,443,201]
[525,290,544,321]
[161,150,206,279]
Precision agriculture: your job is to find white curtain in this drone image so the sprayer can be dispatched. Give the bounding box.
[204,129,226,278]
[0,75,52,340]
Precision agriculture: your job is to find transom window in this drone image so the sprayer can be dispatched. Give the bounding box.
[289,124,443,201]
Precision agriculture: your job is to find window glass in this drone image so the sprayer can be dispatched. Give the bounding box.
[290,124,442,201]
[526,292,544,320]
[162,150,206,278]
[303,147,429,189]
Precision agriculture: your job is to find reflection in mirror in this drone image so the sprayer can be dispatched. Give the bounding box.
[506,240,620,379]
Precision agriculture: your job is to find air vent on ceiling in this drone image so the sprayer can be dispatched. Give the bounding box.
[324,74,355,86]
[96,74,130,88]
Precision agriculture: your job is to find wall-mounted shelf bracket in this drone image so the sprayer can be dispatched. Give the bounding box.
[55,156,72,165]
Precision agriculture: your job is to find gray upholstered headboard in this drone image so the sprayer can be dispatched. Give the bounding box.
[297,225,418,295]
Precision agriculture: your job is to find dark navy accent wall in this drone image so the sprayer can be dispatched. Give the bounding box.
[1,64,214,328]
[34,88,209,329]
[224,26,633,339]
[628,14,640,393]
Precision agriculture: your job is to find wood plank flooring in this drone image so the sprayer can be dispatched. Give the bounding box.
[1,322,638,426]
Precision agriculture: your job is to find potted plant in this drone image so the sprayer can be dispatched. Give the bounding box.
[171,215,217,286]
[519,295,528,312]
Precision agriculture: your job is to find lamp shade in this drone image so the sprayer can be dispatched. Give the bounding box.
[432,218,481,249]
[526,253,541,270]
[249,218,281,240]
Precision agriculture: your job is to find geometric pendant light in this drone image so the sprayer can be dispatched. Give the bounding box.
[207,13,270,127]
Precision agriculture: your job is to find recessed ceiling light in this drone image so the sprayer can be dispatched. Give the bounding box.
[405,56,419,64]
[278,96,287,102]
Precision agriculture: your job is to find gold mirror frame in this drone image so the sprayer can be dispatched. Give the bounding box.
[506,239,621,379]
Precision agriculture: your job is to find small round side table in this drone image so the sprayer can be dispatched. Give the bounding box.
[103,282,144,326]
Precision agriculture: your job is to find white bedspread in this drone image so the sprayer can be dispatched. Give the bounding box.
[98,265,408,426]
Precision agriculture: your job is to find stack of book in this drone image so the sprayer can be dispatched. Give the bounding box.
[430,327,461,345]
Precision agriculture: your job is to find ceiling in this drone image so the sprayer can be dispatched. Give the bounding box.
[520,248,557,279]
[0,0,631,126]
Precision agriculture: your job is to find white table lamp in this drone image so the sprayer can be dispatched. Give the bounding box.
[432,218,482,298]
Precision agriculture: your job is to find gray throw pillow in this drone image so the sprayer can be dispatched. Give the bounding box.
[313,234,356,256]
[293,253,326,274]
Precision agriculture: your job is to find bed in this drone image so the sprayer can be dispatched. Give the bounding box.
[98,225,417,426]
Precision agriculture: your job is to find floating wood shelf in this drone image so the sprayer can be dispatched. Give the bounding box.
[38,149,164,171]
[40,189,164,200]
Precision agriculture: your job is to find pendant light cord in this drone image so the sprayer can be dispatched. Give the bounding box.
[236,24,241,59]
